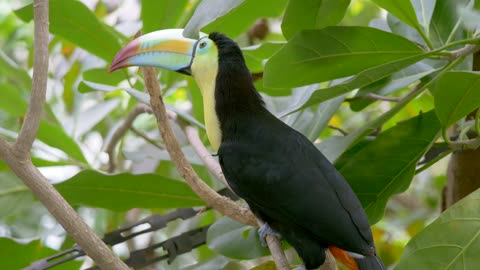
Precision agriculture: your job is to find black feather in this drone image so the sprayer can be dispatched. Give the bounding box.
[211,32,384,270]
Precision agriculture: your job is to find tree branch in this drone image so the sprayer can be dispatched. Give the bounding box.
[0,1,130,269]
[14,0,49,158]
[182,125,228,187]
[105,104,152,172]
[140,65,257,226]
[181,123,291,270]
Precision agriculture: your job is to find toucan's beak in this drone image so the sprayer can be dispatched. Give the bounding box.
[110,29,201,75]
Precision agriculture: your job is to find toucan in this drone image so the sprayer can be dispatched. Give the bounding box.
[110,29,386,270]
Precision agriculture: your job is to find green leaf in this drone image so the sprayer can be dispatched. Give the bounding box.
[68,98,120,137]
[429,0,468,47]
[0,50,31,90]
[433,71,480,127]
[350,62,435,111]
[14,0,122,61]
[207,217,270,260]
[37,120,87,163]
[63,61,80,113]
[371,0,421,31]
[141,0,189,33]
[282,0,350,39]
[201,0,287,39]
[412,0,436,32]
[338,111,441,223]
[0,83,28,116]
[460,5,480,32]
[80,81,206,129]
[242,42,285,73]
[396,188,480,270]
[55,170,205,211]
[183,0,245,38]
[79,68,127,93]
[0,238,81,270]
[265,86,345,141]
[0,172,32,219]
[264,27,424,89]
[283,52,432,114]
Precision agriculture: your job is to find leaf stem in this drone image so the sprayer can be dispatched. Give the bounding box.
[475,109,480,135]
[415,148,453,174]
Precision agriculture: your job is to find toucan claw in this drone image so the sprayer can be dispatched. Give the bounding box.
[258,223,282,247]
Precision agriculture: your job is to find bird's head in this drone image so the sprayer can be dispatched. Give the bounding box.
[110,29,246,95]
[110,29,259,151]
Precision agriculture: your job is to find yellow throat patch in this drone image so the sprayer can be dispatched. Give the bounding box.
[191,43,222,152]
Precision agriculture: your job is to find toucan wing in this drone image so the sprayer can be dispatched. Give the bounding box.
[219,121,374,254]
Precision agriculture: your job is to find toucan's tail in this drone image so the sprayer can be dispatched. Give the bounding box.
[329,246,386,270]
[354,254,386,270]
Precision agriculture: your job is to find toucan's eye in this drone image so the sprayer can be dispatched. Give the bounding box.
[199,41,207,49]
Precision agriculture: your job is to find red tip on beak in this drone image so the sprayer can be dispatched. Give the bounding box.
[109,39,140,72]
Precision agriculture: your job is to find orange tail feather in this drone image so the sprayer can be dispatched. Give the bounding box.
[329,246,359,270]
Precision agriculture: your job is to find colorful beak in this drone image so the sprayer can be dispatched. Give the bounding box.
[110,29,202,75]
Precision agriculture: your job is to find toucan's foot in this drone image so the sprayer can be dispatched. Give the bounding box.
[293,265,307,270]
[258,223,281,247]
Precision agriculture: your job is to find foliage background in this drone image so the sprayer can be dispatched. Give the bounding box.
[0,0,479,269]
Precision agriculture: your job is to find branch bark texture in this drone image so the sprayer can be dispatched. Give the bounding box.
[0,1,129,269]
[140,66,257,226]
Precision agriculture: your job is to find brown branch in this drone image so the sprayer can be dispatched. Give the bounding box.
[105,104,152,172]
[140,65,257,226]
[14,0,50,158]
[181,124,291,270]
[182,125,228,187]
[0,1,130,269]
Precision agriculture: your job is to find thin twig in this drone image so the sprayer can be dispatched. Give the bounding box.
[105,104,152,172]
[345,93,401,103]
[140,65,257,226]
[448,137,480,150]
[0,1,130,269]
[327,125,348,136]
[182,125,228,187]
[447,44,480,61]
[130,127,165,150]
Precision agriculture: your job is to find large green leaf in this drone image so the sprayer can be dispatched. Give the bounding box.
[37,120,87,163]
[242,42,285,73]
[433,71,480,127]
[0,50,31,90]
[282,52,432,114]
[0,238,81,270]
[0,172,32,219]
[184,0,287,39]
[429,0,468,47]
[207,217,270,260]
[264,27,424,89]
[0,83,28,117]
[412,0,436,32]
[183,0,244,38]
[15,0,122,61]
[371,0,421,31]
[282,0,350,39]
[350,62,435,111]
[141,0,189,33]
[396,189,480,269]
[55,170,205,211]
[338,110,441,223]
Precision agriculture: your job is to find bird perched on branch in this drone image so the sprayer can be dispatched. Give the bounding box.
[110,29,386,270]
